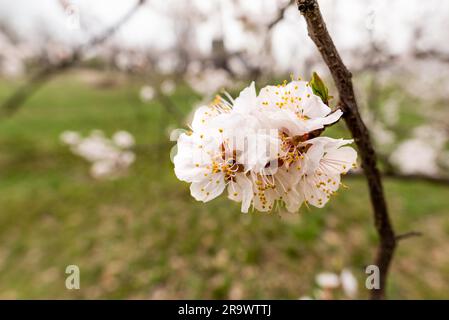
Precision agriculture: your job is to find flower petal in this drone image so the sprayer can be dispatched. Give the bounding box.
[190,173,226,202]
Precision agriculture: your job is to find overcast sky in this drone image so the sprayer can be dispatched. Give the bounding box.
[0,0,448,66]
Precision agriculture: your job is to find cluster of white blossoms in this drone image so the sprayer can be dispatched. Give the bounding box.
[60,130,135,180]
[390,125,448,176]
[186,66,233,97]
[174,76,358,213]
[139,80,176,103]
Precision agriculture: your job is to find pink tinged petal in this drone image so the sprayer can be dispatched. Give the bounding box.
[301,110,343,134]
[174,133,219,182]
[228,173,253,213]
[323,146,358,175]
[275,166,301,190]
[300,86,332,118]
[190,173,226,202]
[303,142,325,175]
[228,181,243,202]
[301,178,331,208]
[321,109,343,125]
[258,85,279,100]
[260,109,304,135]
[307,137,353,150]
[251,180,278,212]
[246,133,283,172]
[233,81,257,113]
[303,99,332,118]
[256,188,278,212]
[273,167,303,212]
[257,85,284,110]
[191,106,221,131]
[301,170,341,208]
[286,80,308,91]
[324,174,341,193]
[283,81,328,117]
[283,188,303,213]
[174,159,206,182]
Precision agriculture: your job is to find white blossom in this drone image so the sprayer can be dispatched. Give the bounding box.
[304,268,359,300]
[340,269,358,299]
[256,80,343,136]
[296,137,357,208]
[371,122,396,146]
[90,160,116,180]
[61,130,136,180]
[390,125,447,176]
[112,131,135,149]
[186,68,232,96]
[72,131,119,163]
[174,83,264,213]
[174,78,358,213]
[161,80,176,95]
[60,130,81,146]
[390,139,440,175]
[140,85,155,102]
[316,272,340,289]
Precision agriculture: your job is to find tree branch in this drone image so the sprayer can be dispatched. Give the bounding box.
[395,231,422,241]
[267,1,292,31]
[297,0,396,299]
[0,0,146,117]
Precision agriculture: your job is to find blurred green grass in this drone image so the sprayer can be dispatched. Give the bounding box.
[0,70,448,299]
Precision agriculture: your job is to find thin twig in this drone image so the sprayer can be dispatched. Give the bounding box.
[395,231,422,241]
[0,0,146,117]
[297,0,396,299]
[267,1,292,31]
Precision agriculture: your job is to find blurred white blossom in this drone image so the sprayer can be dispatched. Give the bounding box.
[414,125,447,149]
[390,139,439,175]
[161,80,176,95]
[390,125,448,175]
[371,122,396,146]
[140,85,155,102]
[186,68,232,96]
[112,130,135,149]
[306,268,359,300]
[316,272,340,289]
[340,269,358,298]
[60,130,81,146]
[61,130,136,180]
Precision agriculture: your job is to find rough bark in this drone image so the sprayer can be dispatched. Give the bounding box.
[297,0,396,299]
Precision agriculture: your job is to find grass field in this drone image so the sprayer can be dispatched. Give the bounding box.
[0,70,448,299]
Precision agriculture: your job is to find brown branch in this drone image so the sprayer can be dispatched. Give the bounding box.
[297,0,397,299]
[0,0,146,117]
[267,1,292,31]
[395,231,422,241]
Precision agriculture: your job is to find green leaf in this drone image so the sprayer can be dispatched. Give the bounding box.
[309,72,330,105]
